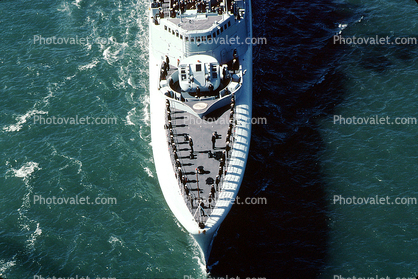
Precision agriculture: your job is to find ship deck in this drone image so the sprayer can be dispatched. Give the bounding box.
[166,102,234,224]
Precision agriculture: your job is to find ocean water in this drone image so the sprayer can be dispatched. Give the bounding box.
[1,0,418,278]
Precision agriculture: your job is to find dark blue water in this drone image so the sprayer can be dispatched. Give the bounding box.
[209,0,345,277]
[2,0,418,278]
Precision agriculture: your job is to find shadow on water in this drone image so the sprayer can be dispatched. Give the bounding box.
[209,0,358,278]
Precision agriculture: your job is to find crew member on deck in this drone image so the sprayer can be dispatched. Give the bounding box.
[200,201,205,216]
[165,55,170,70]
[222,66,227,82]
[196,86,200,98]
[215,175,220,190]
[208,83,214,95]
[211,185,216,198]
[211,131,218,149]
[189,136,194,153]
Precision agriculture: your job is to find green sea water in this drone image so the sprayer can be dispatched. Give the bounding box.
[1,0,207,278]
[319,1,418,278]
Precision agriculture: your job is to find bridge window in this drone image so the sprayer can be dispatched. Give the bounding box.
[220,26,223,32]
[217,29,220,35]
[185,36,189,41]
[196,64,202,72]
[197,37,201,43]
[213,32,216,38]
[224,24,227,30]
[180,34,183,39]
[228,21,231,27]
[191,37,194,42]
[164,25,167,30]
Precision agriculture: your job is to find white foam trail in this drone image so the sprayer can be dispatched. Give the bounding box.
[3,110,48,132]
[66,74,77,80]
[103,41,129,65]
[189,236,208,276]
[192,255,208,277]
[108,235,124,248]
[144,167,154,177]
[3,82,53,132]
[142,95,150,127]
[60,154,83,175]
[6,162,41,242]
[0,256,16,276]
[26,223,42,250]
[72,0,82,8]
[57,1,71,13]
[8,161,41,179]
[78,59,99,71]
[126,107,136,126]
[128,76,135,88]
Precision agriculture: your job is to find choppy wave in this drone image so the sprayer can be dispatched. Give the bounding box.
[125,107,136,126]
[2,110,48,132]
[26,223,42,250]
[78,59,100,71]
[103,41,129,65]
[144,166,153,177]
[7,161,41,179]
[0,257,17,277]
